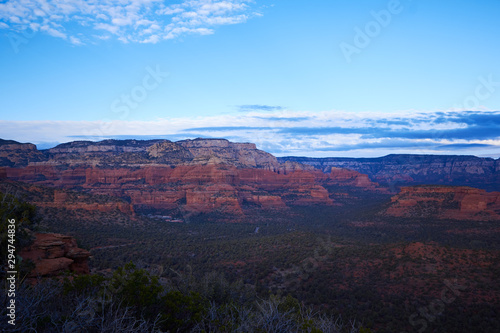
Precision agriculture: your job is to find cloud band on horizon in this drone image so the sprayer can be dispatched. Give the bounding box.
[1,110,499,158]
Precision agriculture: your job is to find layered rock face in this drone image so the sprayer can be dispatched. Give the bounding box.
[384,186,500,220]
[46,139,192,167]
[328,167,382,189]
[28,138,283,171]
[2,165,340,215]
[0,139,45,167]
[19,233,90,279]
[36,190,134,214]
[279,155,500,191]
[0,138,357,175]
[178,139,282,170]
[0,138,384,216]
[0,178,134,215]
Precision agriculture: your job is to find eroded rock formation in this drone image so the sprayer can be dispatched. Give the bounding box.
[0,138,385,216]
[384,186,500,221]
[19,233,90,279]
[0,139,45,167]
[328,167,381,189]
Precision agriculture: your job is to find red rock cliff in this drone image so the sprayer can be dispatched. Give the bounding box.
[328,167,381,189]
[20,233,90,280]
[2,164,338,215]
[0,139,384,217]
[385,186,500,221]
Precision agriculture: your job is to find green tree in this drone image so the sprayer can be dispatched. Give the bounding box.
[0,191,38,277]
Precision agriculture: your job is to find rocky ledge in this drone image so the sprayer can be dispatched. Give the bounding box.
[0,139,45,167]
[19,233,90,280]
[384,186,500,221]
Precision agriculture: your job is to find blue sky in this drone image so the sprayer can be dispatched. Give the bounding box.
[1,0,500,157]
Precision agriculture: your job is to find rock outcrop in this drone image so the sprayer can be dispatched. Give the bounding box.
[384,186,500,221]
[46,139,190,167]
[0,139,45,167]
[19,233,90,279]
[178,138,281,170]
[35,190,135,214]
[3,138,311,173]
[0,179,135,215]
[327,167,382,190]
[39,138,284,171]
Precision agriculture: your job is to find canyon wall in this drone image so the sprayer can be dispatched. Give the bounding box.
[0,139,45,167]
[0,139,383,216]
[279,155,500,191]
[2,164,360,215]
[384,186,500,221]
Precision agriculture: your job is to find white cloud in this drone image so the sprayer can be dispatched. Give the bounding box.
[164,26,214,40]
[140,34,160,43]
[40,24,67,39]
[94,23,120,35]
[69,36,83,45]
[94,34,111,40]
[159,7,184,16]
[0,0,257,44]
[2,110,500,158]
